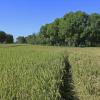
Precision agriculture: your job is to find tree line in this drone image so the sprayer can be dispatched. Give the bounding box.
[1,11,100,46]
[0,31,13,43]
[16,11,100,47]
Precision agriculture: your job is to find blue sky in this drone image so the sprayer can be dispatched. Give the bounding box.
[0,0,100,39]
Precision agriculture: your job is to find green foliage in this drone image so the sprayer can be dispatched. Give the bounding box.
[37,11,100,46]
[16,11,100,47]
[0,31,7,43]
[0,31,13,43]
[39,11,89,46]
[5,34,14,43]
[16,36,26,44]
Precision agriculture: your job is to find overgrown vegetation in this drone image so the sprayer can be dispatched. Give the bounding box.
[0,45,65,100]
[0,45,100,100]
[68,47,100,100]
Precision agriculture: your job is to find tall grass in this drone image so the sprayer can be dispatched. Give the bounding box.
[0,45,65,100]
[68,48,100,100]
[0,45,100,100]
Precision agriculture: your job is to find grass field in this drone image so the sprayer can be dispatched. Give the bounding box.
[0,45,100,100]
[68,48,100,100]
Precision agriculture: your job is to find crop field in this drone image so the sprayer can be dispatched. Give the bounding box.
[0,45,100,100]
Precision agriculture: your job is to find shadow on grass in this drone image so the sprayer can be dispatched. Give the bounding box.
[59,56,79,100]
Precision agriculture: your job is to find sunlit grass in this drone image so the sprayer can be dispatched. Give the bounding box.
[0,45,100,100]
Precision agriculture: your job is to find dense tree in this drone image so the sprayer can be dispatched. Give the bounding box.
[16,11,100,47]
[59,11,89,46]
[16,36,26,44]
[0,31,6,43]
[47,19,60,45]
[37,11,100,47]
[25,34,37,44]
[5,34,14,43]
[0,31,13,43]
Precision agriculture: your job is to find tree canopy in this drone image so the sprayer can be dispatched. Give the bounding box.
[16,11,100,47]
[16,36,26,44]
[0,31,13,43]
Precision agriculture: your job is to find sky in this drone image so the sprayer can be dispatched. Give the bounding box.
[0,0,100,39]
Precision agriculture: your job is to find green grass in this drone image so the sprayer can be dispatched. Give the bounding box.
[0,45,100,100]
[0,45,66,100]
[68,48,100,100]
